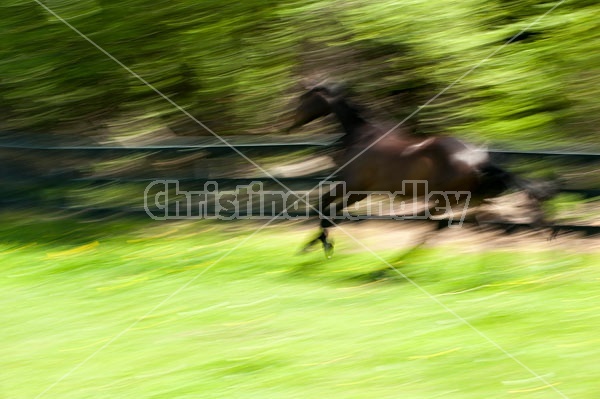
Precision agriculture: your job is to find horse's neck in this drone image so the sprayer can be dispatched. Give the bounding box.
[331,99,381,146]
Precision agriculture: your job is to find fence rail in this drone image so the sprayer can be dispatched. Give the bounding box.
[2,133,600,160]
[2,132,598,234]
[2,133,599,196]
[3,134,599,194]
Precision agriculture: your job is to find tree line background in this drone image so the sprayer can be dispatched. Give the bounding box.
[1,0,598,148]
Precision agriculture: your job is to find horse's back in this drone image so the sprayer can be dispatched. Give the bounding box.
[346,134,485,192]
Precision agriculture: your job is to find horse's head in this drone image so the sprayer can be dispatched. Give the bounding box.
[286,83,344,133]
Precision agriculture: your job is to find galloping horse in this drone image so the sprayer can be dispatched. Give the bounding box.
[287,83,553,256]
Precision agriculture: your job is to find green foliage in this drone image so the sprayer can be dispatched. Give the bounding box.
[0,1,598,145]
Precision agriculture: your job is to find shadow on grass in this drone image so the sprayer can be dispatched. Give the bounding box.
[340,244,429,284]
[286,247,424,286]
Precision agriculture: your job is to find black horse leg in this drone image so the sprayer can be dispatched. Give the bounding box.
[301,183,342,254]
[302,203,338,257]
[317,193,367,258]
[301,227,330,253]
[301,190,367,258]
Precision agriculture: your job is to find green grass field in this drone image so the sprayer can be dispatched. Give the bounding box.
[1,211,599,398]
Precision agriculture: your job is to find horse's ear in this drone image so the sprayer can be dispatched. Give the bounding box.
[313,82,345,103]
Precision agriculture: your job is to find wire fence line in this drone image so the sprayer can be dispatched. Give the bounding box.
[2,134,599,189]
[1,133,599,195]
[2,133,600,160]
[1,133,598,235]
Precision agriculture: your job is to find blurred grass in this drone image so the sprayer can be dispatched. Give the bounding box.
[1,212,599,398]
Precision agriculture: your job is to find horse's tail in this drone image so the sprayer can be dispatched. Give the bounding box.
[477,162,557,201]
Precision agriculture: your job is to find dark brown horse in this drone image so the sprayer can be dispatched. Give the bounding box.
[287,83,553,257]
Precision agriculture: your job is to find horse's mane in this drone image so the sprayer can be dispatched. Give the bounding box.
[312,81,413,139]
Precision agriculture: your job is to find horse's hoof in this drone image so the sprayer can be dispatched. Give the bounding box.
[298,238,321,254]
[323,242,334,259]
[297,245,313,255]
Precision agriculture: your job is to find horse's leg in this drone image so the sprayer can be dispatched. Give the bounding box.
[362,216,457,281]
[301,183,343,254]
[372,197,475,280]
[302,191,367,258]
[318,192,368,257]
[302,226,330,253]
